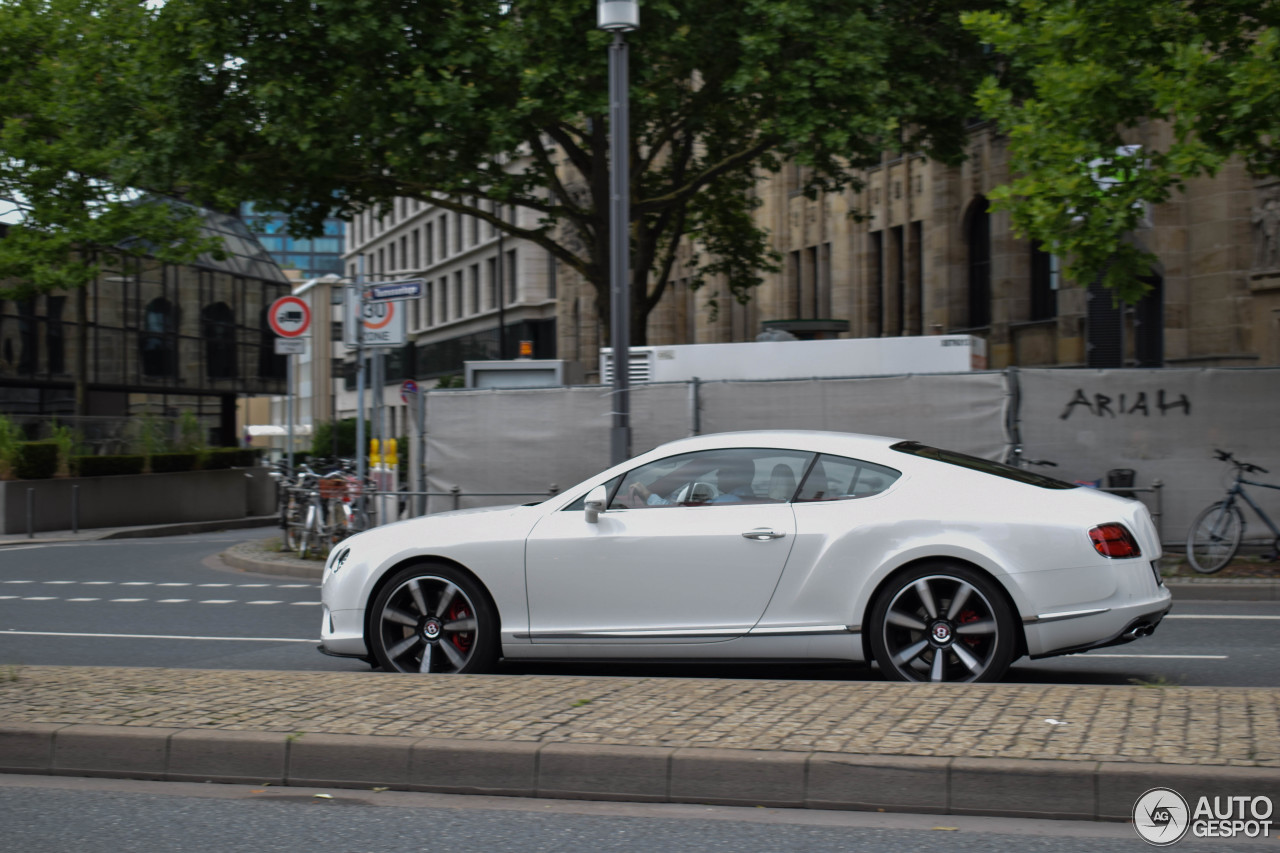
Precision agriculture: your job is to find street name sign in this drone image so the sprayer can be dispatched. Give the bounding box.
[365,280,425,302]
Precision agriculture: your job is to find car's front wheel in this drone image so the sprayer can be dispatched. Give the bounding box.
[869,563,1017,683]
[369,564,498,674]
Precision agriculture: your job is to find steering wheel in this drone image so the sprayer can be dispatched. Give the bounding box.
[672,481,719,505]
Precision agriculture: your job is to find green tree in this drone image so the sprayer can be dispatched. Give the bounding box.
[0,0,226,415]
[964,1,1280,302]
[142,0,995,343]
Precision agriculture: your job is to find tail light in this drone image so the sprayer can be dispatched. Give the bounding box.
[1089,523,1142,558]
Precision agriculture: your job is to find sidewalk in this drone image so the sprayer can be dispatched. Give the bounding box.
[0,522,1277,820]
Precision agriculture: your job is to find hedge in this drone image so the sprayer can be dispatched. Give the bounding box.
[15,442,59,480]
[148,452,199,474]
[74,454,146,477]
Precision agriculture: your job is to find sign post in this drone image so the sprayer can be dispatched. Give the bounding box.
[269,295,312,470]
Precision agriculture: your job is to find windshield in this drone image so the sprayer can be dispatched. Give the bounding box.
[890,441,1077,490]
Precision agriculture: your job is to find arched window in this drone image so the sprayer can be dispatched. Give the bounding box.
[257,305,286,380]
[141,297,178,377]
[202,302,237,379]
[966,198,991,328]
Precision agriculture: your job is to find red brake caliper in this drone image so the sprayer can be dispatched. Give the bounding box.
[958,610,981,647]
[448,599,473,652]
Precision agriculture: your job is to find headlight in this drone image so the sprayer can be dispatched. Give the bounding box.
[329,547,351,574]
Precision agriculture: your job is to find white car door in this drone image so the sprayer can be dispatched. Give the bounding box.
[524,448,809,643]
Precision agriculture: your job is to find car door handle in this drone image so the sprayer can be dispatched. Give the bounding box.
[742,528,786,541]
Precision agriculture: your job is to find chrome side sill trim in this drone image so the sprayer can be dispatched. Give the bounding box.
[747,625,858,636]
[515,625,859,641]
[1024,607,1112,625]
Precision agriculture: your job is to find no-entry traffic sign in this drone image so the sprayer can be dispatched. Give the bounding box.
[269,295,311,338]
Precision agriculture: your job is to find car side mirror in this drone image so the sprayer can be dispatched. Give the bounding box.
[584,485,608,524]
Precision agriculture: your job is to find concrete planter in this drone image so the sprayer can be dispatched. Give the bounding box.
[0,466,277,534]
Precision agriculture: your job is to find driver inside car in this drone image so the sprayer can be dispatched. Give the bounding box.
[629,457,758,506]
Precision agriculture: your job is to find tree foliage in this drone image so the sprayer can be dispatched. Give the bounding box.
[142,0,994,343]
[965,1,1280,303]
[0,0,221,295]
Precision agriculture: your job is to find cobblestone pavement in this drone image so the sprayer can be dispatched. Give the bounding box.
[2,665,1277,767]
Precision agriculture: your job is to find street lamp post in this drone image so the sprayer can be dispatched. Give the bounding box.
[600,0,637,465]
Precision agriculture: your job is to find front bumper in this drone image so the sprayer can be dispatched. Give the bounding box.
[319,604,369,658]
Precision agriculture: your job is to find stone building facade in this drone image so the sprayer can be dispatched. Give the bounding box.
[556,123,1280,376]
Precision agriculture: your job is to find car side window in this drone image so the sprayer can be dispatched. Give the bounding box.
[613,448,814,509]
[795,454,901,502]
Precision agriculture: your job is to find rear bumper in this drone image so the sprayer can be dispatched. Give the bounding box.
[1028,601,1171,660]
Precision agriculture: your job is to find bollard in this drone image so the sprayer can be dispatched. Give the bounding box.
[26,487,34,539]
[451,484,461,512]
[71,484,79,534]
[548,483,559,497]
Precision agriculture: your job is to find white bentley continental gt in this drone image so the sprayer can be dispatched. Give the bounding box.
[319,430,1171,683]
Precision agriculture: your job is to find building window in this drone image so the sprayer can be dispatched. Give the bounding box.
[439,276,448,321]
[47,296,66,375]
[1030,241,1058,322]
[141,297,178,377]
[889,226,905,336]
[454,271,464,318]
[909,222,923,335]
[412,230,420,269]
[439,216,448,258]
[202,302,238,379]
[469,264,480,313]
[868,231,883,338]
[426,222,435,265]
[506,249,517,304]
[966,197,992,328]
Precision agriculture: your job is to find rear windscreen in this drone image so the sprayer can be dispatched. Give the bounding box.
[890,441,1078,490]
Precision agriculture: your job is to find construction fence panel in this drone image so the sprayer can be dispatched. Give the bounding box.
[1016,368,1280,544]
[697,372,1013,461]
[423,383,691,513]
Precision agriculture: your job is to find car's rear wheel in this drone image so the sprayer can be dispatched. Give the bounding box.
[869,563,1017,683]
[369,564,498,674]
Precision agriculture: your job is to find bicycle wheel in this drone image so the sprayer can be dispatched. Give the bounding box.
[281,493,305,552]
[1186,501,1244,574]
[298,502,323,559]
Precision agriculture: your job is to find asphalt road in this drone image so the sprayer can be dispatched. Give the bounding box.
[1,775,1271,853]
[1,530,1277,687]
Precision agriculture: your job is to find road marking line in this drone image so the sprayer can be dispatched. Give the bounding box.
[110,598,147,603]
[0,545,46,551]
[22,596,56,601]
[198,600,236,604]
[157,599,191,603]
[238,584,269,588]
[247,601,283,605]
[84,581,112,585]
[0,596,17,600]
[158,583,191,587]
[1082,653,1229,659]
[2,580,33,584]
[1166,614,1280,621]
[45,581,75,585]
[290,601,320,606]
[279,584,311,588]
[0,629,313,643]
[66,598,99,602]
[121,582,153,586]
[198,584,231,588]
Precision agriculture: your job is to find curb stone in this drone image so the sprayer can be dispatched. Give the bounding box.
[1,724,1277,821]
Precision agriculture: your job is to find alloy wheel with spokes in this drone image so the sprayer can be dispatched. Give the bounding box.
[369,564,497,674]
[870,564,1016,683]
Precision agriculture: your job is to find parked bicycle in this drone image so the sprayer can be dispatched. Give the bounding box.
[1185,449,1280,573]
[271,458,376,559]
